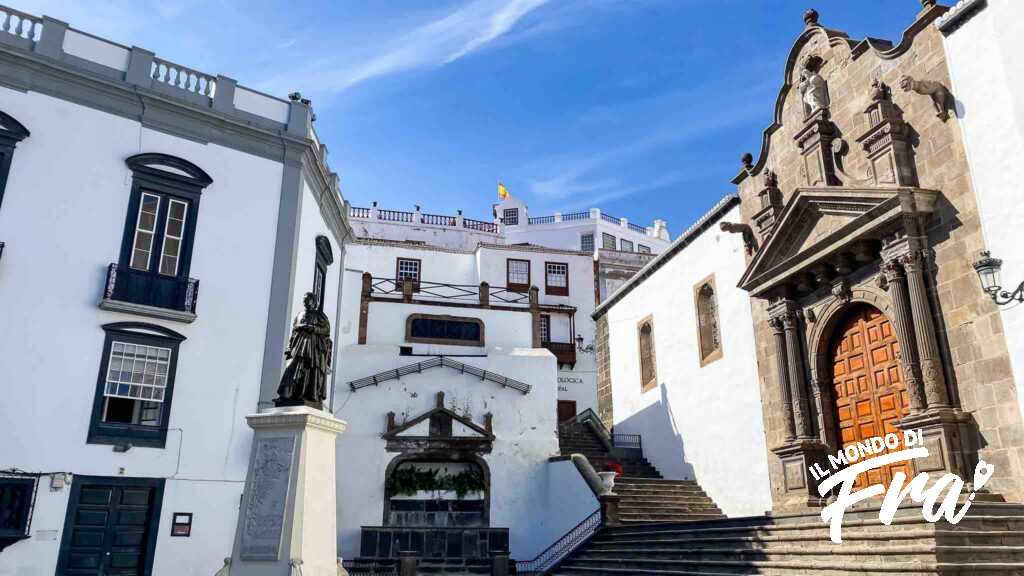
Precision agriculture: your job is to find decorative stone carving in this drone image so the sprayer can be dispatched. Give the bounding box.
[881,258,927,413]
[240,437,295,560]
[798,56,830,116]
[741,152,754,173]
[830,279,852,304]
[275,292,333,409]
[899,75,953,122]
[857,78,919,187]
[803,8,819,27]
[753,169,783,240]
[899,251,951,408]
[768,316,796,441]
[719,221,757,255]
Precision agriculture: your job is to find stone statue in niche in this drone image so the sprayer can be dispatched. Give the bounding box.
[798,56,830,116]
[275,292,333,409]
[899,75,953,121]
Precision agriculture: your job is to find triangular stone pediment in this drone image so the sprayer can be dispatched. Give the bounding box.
[738,186,938,296]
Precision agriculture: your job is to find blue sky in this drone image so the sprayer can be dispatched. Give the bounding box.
[22,1,923,234]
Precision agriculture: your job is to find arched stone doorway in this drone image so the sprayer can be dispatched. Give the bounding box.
[828,304,912,489]
[383,454,490,527]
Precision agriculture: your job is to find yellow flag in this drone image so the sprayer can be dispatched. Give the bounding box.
[498,182,509,199]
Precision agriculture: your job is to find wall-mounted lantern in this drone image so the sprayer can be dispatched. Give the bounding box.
[973,250,1023,306]
[575,334,595,354]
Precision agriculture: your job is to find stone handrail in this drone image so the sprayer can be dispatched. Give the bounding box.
[151,56,217,97]
[0,5,42,42]
[570,453,613,497]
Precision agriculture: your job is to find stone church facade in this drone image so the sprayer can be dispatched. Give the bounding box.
[730,4,1024,511]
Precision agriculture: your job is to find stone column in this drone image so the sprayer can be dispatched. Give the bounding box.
[881,259,927,413]
[768,316,796,441]
[782,311,813,439]
[901,251,951,408]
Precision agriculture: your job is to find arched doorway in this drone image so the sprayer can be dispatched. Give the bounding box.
[383,455,489,527]
[829,304,912,490]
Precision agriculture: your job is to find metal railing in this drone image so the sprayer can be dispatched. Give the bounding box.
[348,356,531,394]
[350,206,371,219]
[627,222,647,234]
[341,560,398,576]
[369,277,530,306]
[562,211,590,221]
[528,215,555,225]
[600,212,620,224]
[462,217,498,233]
[378,208,414,223]
[104,263,199,314]
[0,5,42,42]
[515,509,601,575]
[612,433,642,451]
[421,212,456,226]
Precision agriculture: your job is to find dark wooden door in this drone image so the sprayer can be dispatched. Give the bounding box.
[557,400,577,423]
[57,478,163,576]
[831,305,911,491]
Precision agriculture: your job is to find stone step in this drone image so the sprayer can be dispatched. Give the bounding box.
[574,543,1024,561]
[618,495,717,505]
[554,559,1024,575]
[620,512,727,523]
[619,505,723,515]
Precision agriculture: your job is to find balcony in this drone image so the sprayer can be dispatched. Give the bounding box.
[542,341,576,368]
[99,263,199,323]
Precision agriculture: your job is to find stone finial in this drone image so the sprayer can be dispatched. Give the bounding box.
[741,152,754,171]
[763,169,779,188]
[436,391,445,408]
[484,413,493,432]
[386,411,396,431]
[920,0,936,7]
[871,78,891,102]
[803,8,819,27]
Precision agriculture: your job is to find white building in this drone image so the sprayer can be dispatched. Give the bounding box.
[938,0,1024,420]
[0,9,349,576]
[592,195,773,517]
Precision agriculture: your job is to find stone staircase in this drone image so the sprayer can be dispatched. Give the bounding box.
[557,419,724,524]
[549,502,1024,575]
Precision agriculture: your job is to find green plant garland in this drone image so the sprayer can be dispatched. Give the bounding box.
[386,466,485,499]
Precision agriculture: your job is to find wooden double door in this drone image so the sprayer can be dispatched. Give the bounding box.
[56,477,164,575]
[830,305,912,490]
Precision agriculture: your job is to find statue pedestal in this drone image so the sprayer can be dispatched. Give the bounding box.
[229,406,346,576]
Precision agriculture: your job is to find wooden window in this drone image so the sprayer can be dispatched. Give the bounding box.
[405,314,485,346]
[620,239,634,252]
[0,476,36,546]
[539,314,551,343]
[396,257,421,292]
[110,154,212,313]
[695,276,722,366]
[638,244,651,254]
[602,233,616,250]
[313,236,334,311]
[506,259,530,292]
[638,316,657,392]
[88,323,186,448]
[0,109,30,215]
[580,233,594,252]
[545,262,569,296]
[503,208,519,225]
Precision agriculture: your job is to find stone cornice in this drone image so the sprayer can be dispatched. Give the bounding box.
[934,0,987,34]
[247,407,348,434]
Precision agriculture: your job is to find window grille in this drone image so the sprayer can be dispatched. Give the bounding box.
[503,208,519,226]
[580,234,594,252]
[602,233,616,250]
[620,239,634,252]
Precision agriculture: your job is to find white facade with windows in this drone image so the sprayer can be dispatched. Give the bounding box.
[0,10,349,576]
[593,197,773,517]
[939,0,1024,420]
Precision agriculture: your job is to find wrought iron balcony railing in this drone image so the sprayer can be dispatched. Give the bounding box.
[103,263,199,314]
[368,277,530,306]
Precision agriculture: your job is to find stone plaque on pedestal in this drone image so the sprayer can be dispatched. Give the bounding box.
[230,405,347,576]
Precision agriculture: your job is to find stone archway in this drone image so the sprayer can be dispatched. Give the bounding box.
[382,453,491,527]
[826,303,912,490]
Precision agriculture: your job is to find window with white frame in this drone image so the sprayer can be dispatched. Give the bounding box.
[506,259,530,291]
[580,233,594,252]
[158,199,188,276]
[503,208,519,226]
[396,257,421,290]
[620,239,634,252]
[89,323,185,448]
[602,233,616,250]
[539,315,551,343]
[545,262,568,296]
[130,193,161,271]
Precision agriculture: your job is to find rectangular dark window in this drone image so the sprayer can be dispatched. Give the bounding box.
[0,476,36,546]
[638,244,651,254]
[580,234,594,252]
[406,314,485,346]
[602,233,616,250]
[539,315,551,343]
[396,258,421,292]
[506,259,530,292]
[545,262,569,296]
[620,239,634,252]
[503,208,519,226]
[88,323,185,448]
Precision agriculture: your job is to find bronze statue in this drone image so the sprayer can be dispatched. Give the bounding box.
[275,292,332,409]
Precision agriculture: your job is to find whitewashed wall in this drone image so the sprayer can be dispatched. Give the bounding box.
[942,0,1024,421]
[332,346,563,559]
[352,218,501,251]
[602,204,772,517]
[0,87,287,575]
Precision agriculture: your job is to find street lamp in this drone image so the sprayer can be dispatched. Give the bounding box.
[973,250,1023,306]
[575,334,595,354]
